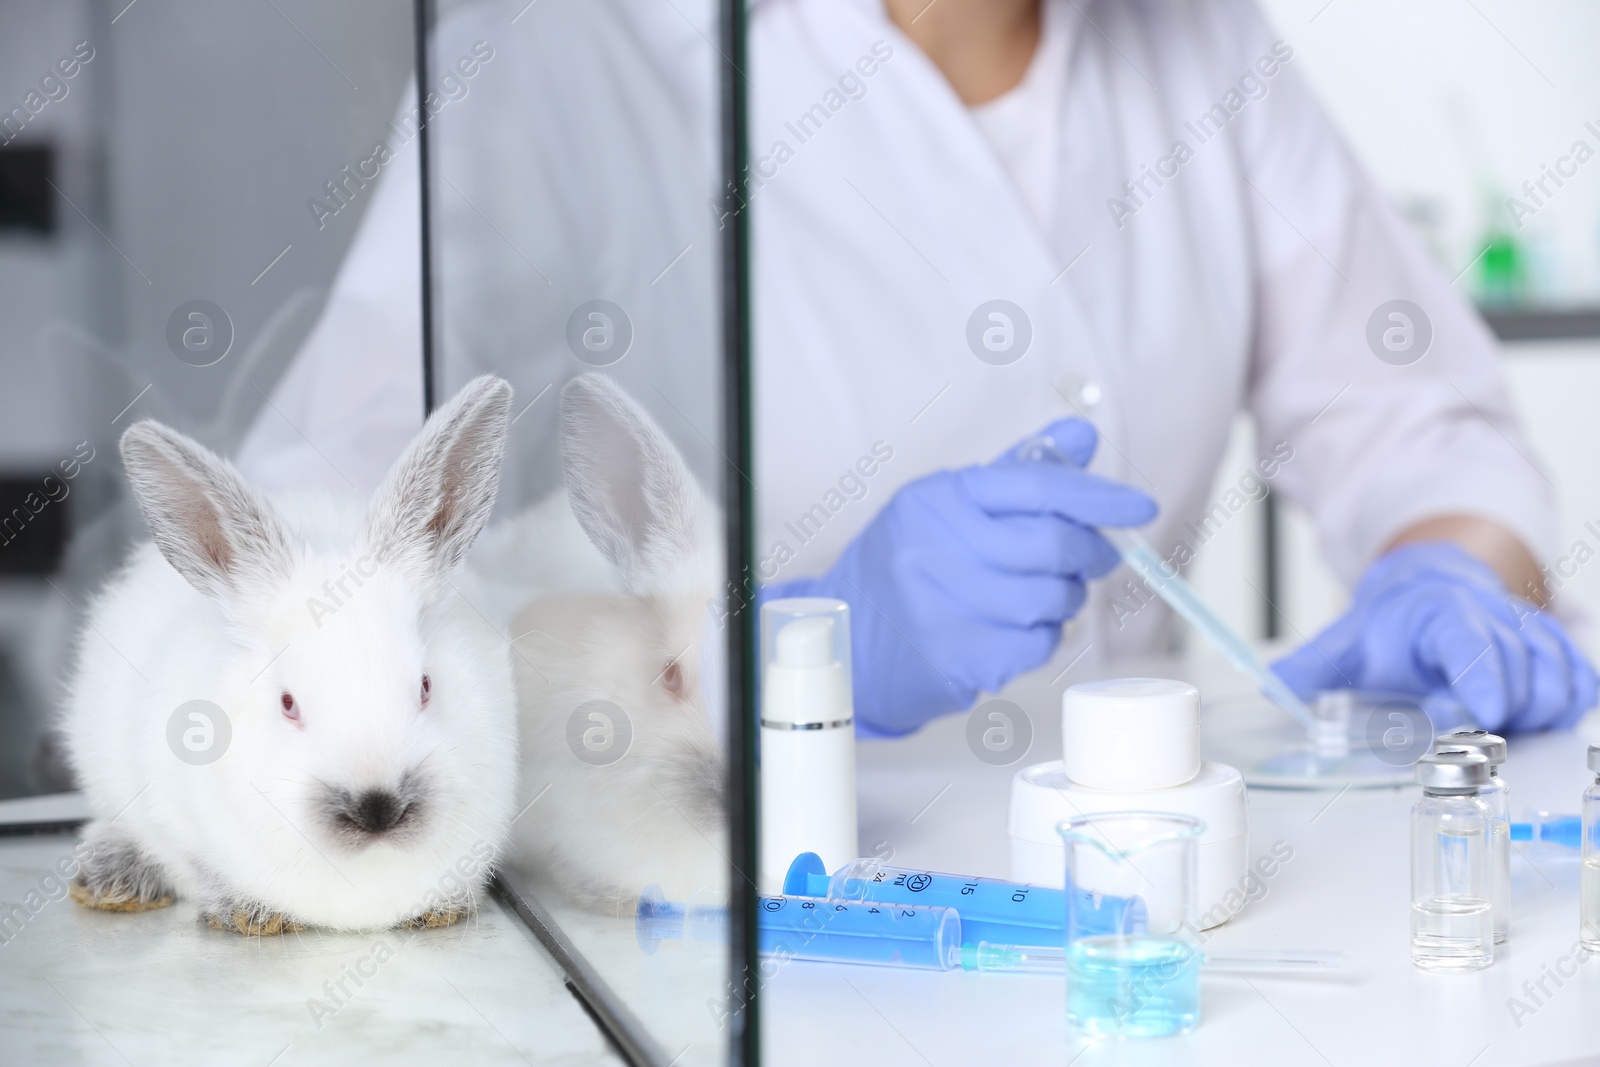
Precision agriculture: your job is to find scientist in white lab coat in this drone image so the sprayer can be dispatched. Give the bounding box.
[240,0,1597,738]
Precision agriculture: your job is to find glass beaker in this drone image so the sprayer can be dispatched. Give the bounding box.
[1058,812,1205,1038]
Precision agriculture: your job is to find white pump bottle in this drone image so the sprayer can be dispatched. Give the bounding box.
[758,598,858,893]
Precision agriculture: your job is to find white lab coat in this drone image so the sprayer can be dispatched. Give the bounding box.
[240,0,1554,667]
[238,0,722,508]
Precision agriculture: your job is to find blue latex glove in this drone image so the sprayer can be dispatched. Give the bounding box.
[768,418,1158,735]
[1271,542,1599,734]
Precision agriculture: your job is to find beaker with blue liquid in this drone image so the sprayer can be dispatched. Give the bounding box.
[1058,812,1205,1038]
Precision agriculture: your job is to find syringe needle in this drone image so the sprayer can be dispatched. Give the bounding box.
[1200,948,1348,974]
[962,942,1348,975]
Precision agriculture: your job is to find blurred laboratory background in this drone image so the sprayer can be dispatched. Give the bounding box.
[1188,0,1600,655]
[5,0,1600,803]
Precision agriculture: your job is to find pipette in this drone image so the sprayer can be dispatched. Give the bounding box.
[637,887,1350,975]
[1105,530,1315,731]
[960,941,1348,975]
[1014,435,1315,731]
[783,852,1145,945]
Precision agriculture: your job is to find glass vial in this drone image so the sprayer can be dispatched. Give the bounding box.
[1582,744,1600,953]
[1437,729,1509,944]
[1411,748,1494,971]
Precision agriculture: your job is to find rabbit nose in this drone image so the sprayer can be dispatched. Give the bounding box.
[344,789,410,833]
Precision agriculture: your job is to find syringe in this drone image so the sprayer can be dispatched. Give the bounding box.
[1015,435,1315,731]
[637,886,961,970]
[783,852,1145,944]
[1511,813,1581,850]
[637,887,1349,975]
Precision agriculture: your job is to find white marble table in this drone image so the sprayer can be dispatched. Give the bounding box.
[11,647,1600,1067]
[0,794,623,1067]
[764,651,1600,1067]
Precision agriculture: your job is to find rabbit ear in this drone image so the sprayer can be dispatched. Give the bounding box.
[119,420,293,600]
[365,375,513,581]
[561,373,702,590]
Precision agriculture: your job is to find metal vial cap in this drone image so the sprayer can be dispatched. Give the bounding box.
[1589,743,1600,775]
[1436,728,1507,766]
[1416,748,1490,794]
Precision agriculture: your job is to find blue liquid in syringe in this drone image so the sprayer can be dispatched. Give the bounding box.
[783,853,1146,946]
[637,886,960,969]
[758,895,960,969]
[1511,815,1581,849]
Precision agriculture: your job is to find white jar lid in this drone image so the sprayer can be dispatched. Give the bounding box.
[1062,678,1200,790]
[1008,759,1249,845]
[1064,677,1199,731]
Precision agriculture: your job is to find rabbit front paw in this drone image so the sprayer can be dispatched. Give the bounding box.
[400,903,472,929]
[68,835,175,913]
[200,900,305,936]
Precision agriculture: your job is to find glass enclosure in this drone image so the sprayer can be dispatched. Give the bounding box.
[423,0,739,1061]
[0,0,748,1063]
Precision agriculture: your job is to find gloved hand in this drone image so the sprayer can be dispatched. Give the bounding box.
[1271,541,1599,733]
[767,417,1158,735]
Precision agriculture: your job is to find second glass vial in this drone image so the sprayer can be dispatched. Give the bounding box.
[1437,729,1509,944]
[1582,744,1600,953]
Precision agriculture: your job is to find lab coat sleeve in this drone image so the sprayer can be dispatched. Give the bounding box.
[232,114,424,494]
[1216,1,1557,586]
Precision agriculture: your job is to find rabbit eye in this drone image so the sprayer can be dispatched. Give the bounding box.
[661,659,685,699]
[420,674,431,708]
[280,691,300,722]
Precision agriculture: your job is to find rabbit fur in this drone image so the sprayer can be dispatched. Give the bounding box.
[61,376,519,933]
[470,373,728,908]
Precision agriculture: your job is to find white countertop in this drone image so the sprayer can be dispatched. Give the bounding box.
[9,652,1600,1066]
[0,802,623,1067]
[764,652,1600,1067]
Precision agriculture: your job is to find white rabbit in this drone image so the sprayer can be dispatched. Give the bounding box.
[61,376,518,934]
[479,373,728,909]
